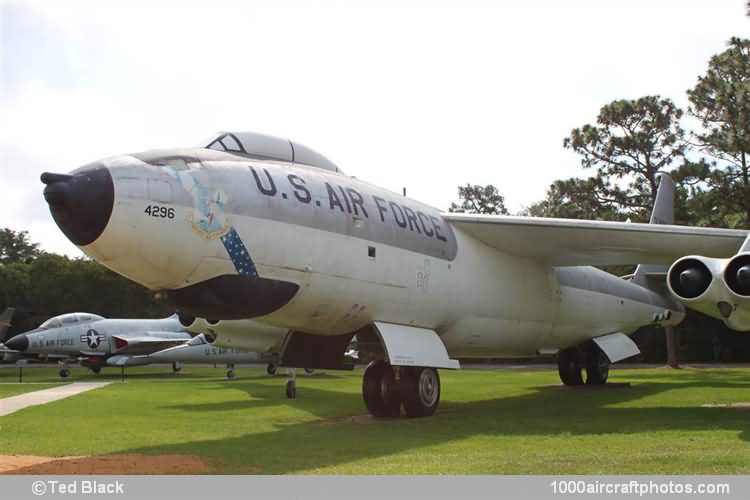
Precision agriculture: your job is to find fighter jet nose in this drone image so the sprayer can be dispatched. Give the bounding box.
[41,166,114,246]
[5,334,29,352]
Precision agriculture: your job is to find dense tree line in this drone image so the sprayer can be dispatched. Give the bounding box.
[450,35,750,362]
[0,230,171,340]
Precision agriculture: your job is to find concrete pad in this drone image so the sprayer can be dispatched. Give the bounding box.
[0,382,111,416]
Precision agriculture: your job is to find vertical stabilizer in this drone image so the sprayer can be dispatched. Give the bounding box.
[632,174,674,287]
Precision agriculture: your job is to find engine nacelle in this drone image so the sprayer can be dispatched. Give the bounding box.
[181,317,288,353]
[667,254,750,331]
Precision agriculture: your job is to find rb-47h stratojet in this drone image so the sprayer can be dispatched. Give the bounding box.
[40,131,750,417]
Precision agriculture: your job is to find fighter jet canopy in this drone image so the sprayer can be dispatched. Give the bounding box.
[201,131,342,173]
[39,313,104,329]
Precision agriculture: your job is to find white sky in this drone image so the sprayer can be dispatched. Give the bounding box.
[1,0,748,256]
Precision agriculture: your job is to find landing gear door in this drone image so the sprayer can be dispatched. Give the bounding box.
[372,321,460,369]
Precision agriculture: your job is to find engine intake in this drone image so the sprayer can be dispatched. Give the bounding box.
[724,254,750,297]
[668,258,712,300]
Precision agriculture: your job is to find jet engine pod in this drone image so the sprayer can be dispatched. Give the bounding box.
[724,253,750,297]
[667,257,713,300]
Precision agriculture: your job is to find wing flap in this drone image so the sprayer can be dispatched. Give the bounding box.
[445,214,748,266]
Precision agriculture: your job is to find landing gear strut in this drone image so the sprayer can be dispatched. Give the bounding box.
[558,341,609,386]
[362,361,442,418]
[286,368,297,399]
[172,362,182,373]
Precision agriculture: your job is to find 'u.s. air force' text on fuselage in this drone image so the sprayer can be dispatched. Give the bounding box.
[151,161,459,261]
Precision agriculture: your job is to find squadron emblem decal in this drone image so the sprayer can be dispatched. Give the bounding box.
[81,329,104,348]
[163,167,258,277]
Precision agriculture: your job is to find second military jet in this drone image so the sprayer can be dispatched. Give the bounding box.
[3,312,190,377]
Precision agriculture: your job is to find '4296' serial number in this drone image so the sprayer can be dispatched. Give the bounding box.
[144,205,175,219]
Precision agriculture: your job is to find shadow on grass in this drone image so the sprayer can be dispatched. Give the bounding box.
[132,374,750,473]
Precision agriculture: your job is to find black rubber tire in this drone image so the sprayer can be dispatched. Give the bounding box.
[267,363,277,376]
[363,361,388,416]
[585,343,610,385]
[304,367,314,375]
[59,369,70,379]
[558,347,584,386]
[380,367,402,417]
[363,361,401,417]
[226,370,236,380]
[401,367,440,418]
[90,366,101,374]
[286,380,296,399]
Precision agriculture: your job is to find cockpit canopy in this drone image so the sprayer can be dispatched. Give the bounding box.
[39,313,104,329]
[202,131,342,173]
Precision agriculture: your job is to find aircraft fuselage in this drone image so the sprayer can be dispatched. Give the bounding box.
[74,150,681,358]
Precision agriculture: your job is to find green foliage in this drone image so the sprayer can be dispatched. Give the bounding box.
[563,96,686,218]
[687,37,750,226]
[0,228,40,264]
[0,230,172,337]
[448,184,508,214]
[525,177,628,221]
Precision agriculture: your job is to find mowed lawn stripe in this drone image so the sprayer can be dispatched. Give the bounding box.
[0,367,748,474]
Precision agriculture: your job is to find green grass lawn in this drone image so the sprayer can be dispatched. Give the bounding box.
[0,382,65,399]
[0,365,748,474]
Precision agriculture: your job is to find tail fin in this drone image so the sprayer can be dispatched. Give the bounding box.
[0,307,16,341]
[632,174,674,287]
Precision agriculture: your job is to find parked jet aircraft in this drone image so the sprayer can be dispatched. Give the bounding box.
[147,334,269,380]
[40,131,750,417]
[3,312,190,377]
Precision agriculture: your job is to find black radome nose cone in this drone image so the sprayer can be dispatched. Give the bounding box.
[41,166,114,246]
[5,334,29,352]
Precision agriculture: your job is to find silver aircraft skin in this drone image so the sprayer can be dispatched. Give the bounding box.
[145,334,269,379]
[3,312,190,377]
[40,131,750,417]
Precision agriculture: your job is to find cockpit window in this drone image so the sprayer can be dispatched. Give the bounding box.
[60,314,78,325]
[39,318,63,329]
[77,314,103,323]
[201,131,342,173]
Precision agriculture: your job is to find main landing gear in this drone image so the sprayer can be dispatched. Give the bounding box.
[362,360,441,418]
[557,341,610,386]
[226,364,236,380]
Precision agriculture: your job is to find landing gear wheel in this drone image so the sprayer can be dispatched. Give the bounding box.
[90,366,101,374]
[226,369,236,380]
[304,367,314,375]
[286,379,297,399]
[267,363,277,376]
[400,366,440,418]
[172,362,182,373]
[585,343,610,385]
[362,361,401,417]
[59,368,70,379]
[557,347,584,386]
